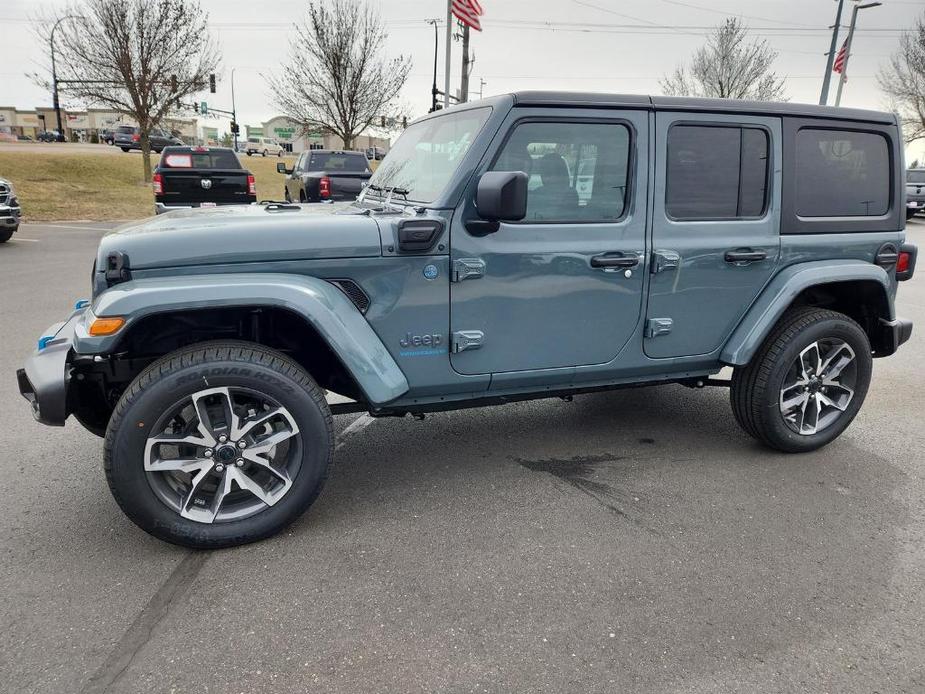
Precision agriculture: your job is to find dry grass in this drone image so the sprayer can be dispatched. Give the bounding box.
[0,149,295,221]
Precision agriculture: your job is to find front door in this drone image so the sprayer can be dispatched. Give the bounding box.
[450,110,648,376]
[645,112,782,359]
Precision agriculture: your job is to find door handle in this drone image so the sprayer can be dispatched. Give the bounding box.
[590,252,639,269]
[724,248,767,263]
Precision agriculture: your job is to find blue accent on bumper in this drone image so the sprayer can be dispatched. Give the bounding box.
[37,336,55,350]
[75,299,90,310]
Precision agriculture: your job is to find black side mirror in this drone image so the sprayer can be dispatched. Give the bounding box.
[476,171,528,221]
[276,162,291,175]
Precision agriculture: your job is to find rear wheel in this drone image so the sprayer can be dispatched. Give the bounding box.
[104,341,333,548]
[906,208,918,220]
[730,308,872,453]
[262,149,268,157]
[284,188,291,203]
[277,150,282,157]
[120,147,130,152]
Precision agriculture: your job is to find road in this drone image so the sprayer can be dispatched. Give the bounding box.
[1,221,924,693]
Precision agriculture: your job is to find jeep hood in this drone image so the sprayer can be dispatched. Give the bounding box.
[96,203,382,271]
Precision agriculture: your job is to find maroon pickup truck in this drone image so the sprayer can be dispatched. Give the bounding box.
[153,146,256,214]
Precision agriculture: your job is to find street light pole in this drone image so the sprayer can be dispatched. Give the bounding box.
[834,2,882,107]
[231,68,237,150]
[444,1,452,108]
[820,0,846,105]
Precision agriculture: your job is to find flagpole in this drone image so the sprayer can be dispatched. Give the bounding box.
[834,1,882,107]
[444,0,453,108]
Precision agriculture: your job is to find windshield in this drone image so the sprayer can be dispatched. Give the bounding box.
[367,107,491,203]
[908,170,925,183]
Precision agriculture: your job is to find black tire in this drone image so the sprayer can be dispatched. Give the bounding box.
[0,228,14,243]
[120,147,130,152]
[246,151,252,156]
[262,149,268,157]
[284,188,291,203]
[906,208,918,220]
[104,341,333,548]
[730,307,872,453]
[277,150,282,157]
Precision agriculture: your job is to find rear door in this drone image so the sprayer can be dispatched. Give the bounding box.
[449,108,648,376]
[645,112,781,359]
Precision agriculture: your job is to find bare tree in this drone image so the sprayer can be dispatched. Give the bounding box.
[34,0,220,181]
[879,14,925,143]
[268,0,411,150]
[661,18,786,101]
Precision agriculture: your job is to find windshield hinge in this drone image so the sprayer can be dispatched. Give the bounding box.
[451,330,485,353]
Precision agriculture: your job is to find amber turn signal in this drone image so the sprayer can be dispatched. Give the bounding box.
[88,316,125,336]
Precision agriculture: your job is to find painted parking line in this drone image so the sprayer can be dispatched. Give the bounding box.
[38,224,118,232]
[8,238,40,243]
[335,413,375,450]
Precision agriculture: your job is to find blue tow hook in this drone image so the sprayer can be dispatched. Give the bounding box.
[75,299,90,310]
[37,335,55,350]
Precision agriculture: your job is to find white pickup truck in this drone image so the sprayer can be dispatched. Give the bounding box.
[244,136,284,157]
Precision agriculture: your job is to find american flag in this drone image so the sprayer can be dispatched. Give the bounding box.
[833,39,848,74]
[452,0,484,31]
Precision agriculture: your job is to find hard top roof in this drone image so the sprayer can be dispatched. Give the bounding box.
[504,91,895,125]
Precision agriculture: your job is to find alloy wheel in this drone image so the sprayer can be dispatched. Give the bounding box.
[143,386,302,523]
[779,339,857,436]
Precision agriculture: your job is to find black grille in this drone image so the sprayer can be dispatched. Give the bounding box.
[327,279,370,313]
[0,184,8,206]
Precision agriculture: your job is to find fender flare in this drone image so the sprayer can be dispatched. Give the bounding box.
[77,273,409,406]
[720,260,893,366]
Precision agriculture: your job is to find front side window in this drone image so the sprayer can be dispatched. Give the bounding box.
[666,124,769,220]
[795,129,890,217]
[367,107,491,203]
[490,121,631,223]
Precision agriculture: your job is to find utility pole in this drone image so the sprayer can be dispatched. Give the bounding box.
[427,19,440,112]
[460,24,471,104]
[50,15,79,141]
[444,2,452,108]
[820,0,846,105]
[231,68,238,150]
[834,2,882,107]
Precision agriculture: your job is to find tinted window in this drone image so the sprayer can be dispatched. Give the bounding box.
[161,149,241,169]
[666,125,769,219]
[491,121,631,222]
[907,170,925,184]
[116,126,134,134]
[308,153,371,172]
[795,129,889,217]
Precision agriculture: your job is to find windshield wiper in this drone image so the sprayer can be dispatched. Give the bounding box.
[359,183,410,211]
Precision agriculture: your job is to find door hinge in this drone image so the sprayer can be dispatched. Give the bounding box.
[451,258,486,282]
[651,250,681,274]
[451,330,485,353]
[646,318,673,338]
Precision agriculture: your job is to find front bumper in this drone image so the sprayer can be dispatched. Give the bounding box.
[877,317,914,358]
[16,311,83,426]
[0,204,21,227]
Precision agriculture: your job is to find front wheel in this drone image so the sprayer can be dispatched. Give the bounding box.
[0,228,14,243]
[262,149,268,157]
[104,341,333,548]
[730,308,872,453]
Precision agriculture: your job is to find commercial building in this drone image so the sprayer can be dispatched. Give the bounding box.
[246,116,390,154]
[0,106,198,144]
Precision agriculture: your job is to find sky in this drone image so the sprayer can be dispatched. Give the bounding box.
[2,0,925,154]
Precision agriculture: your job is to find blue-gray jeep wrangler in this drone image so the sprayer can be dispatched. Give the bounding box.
[17,93,917,548]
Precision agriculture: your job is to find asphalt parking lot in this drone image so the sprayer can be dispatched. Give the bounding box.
[1,220,924,693]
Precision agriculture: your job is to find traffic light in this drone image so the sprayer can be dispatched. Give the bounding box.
[402,116,407,129]
[200,102,208,115]
[230,121,239,135]
[193,102,199,114]
[209,74,216,93]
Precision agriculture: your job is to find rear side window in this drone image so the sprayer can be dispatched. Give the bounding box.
[116,126,134,134]
[308,153,371,172]
[666,124,769,220]
[161,149,241,169]
[795,129,890,217]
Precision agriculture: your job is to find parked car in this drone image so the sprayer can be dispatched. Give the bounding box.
[0,176,21,243]
[906,168,925,220]
[36,130,60,143]
[153,146,256,214]
[99,128,116,146]
[277,149,372,202]
[113,125,182,153]
[244,136,284,157]
[16,134,34,142]
[17,92,917,549]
